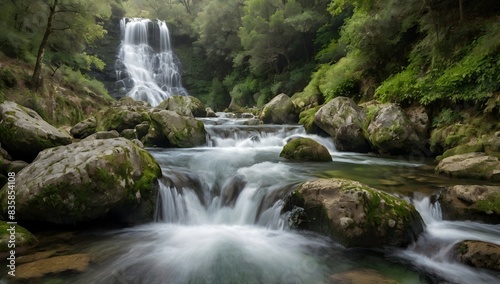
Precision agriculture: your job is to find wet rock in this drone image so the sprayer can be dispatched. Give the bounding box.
[330,268,399,284]
[435,152,500,181]
[0,101,72,161]
[220,175,247,207]
[314,97,369,152]
[287,178,423,248]
[453,240,500,271]
[0,138,161,224]
[157,95,206,117]
[205,107,217,117]
[70,116,97,139]
[150,110,206,148]
[0,222,38,256]
[438,185,500,224]
[365,103,422,155]
[16,254,90,279]
[280,138,332,162]
[259,93,298,124]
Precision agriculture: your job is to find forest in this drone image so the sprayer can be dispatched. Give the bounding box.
[0,0,499,119]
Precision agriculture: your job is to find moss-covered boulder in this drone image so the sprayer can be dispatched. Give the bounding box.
[259,93,298,124]
[70,116,97,139]
[438,185,500,224]
[0,222,38,256]
[452,241,500,271]
[439,134,500,160]
[157,95,206,117]
[150,110,206,148]
[0,101,72,161]
[435,152,500,181]
[280,138,332,162]
[314,96,369,152]
[0,138,161,224]
[365,103,423,155]
[286,178,423,248]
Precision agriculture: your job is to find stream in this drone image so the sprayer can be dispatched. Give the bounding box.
[7,116,498,284]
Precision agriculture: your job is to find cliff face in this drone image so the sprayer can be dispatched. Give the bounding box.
[86,5,124,99]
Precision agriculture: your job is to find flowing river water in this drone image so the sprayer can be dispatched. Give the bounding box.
[6,116,498,284]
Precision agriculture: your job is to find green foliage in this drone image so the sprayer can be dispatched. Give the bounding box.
[62,67,109,98]
[432,108,463,128]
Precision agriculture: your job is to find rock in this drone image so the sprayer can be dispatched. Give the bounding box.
[0,146,12,161]
[0,160,29,174]
[205,107,217,117]
[438,185,500,224]
[0,101,72,161]
[0,138,161,224]
[16,254,90,279]
[0,222,38,256]
[404,104,430,139]
[120,129,137,140]
[70,117,97,139]
[453,241,500,271]
[259,93,298,124]
[365,103,423,155]
[97,107,149,133]
[435,152,500,181]
[135,122,150,140]
[329,269,399,284]
[280,138,332,162]
[141,125,169,147]
[286,178,423,248]
[83,130,120,140]
[150,110,206,148]
[157,95,205,117]
[314,97,369,152]
[220,175,247,207]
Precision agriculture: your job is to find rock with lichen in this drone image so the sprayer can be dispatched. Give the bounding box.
[0,138,161,224]
[285,178,424,248]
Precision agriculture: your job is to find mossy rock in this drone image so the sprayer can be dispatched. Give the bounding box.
[280,138,332,162]
[286,178,424,248]
[70,116,97,139]
[0,101,72,161]
[298,106,322,133]
[436,152,500,181]
[259,93,298,124]
[0,222,37,256]
[452,240,500,271]
[156,95,206,117]
[150,110,206,148]
[439,185,500,224]
[0,138,161,224]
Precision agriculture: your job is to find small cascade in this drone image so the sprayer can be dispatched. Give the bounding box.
[115,18,187,106]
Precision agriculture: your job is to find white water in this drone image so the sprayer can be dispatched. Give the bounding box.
[68,116,499,284]
[400,196,500,284]
[115,18,187,106]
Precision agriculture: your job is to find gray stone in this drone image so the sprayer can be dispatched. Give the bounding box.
[70,117,97,139]
[157,95,205,117]
[280,138,332,162]
[436,152,500,181]
[259,93,298,124]
[150,110,206,148]
[0,101,72,161]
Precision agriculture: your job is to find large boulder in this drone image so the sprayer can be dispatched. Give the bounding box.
[452,241,500,271]
[286,178,423,248]
[404,104,430,140]
[314,97,369,152]
[0,101,72,161]
[0,138,161,224]
[438,185,499,224]
[280,138,332,162]
[150,110,206,148]
[435,152,500,181]
[259,93,298,124]
[365,103,423,155]
[157,95,206,117]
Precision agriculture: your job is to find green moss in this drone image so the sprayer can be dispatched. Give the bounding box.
[298,106,320,133]
[0,221,37,252]
[475,193,500,215]
[440,143,485,160]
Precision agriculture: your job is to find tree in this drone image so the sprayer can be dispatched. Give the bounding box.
[29,0,112,90]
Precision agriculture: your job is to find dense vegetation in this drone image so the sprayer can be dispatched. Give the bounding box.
[1,0,499,116]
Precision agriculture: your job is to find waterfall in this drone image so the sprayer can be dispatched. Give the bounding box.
[115,18,187,107]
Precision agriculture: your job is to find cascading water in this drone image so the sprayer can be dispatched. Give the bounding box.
[61,116,499,284]
[115,18,187,106]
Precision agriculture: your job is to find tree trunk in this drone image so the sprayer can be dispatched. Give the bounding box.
[30,0,58,90]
